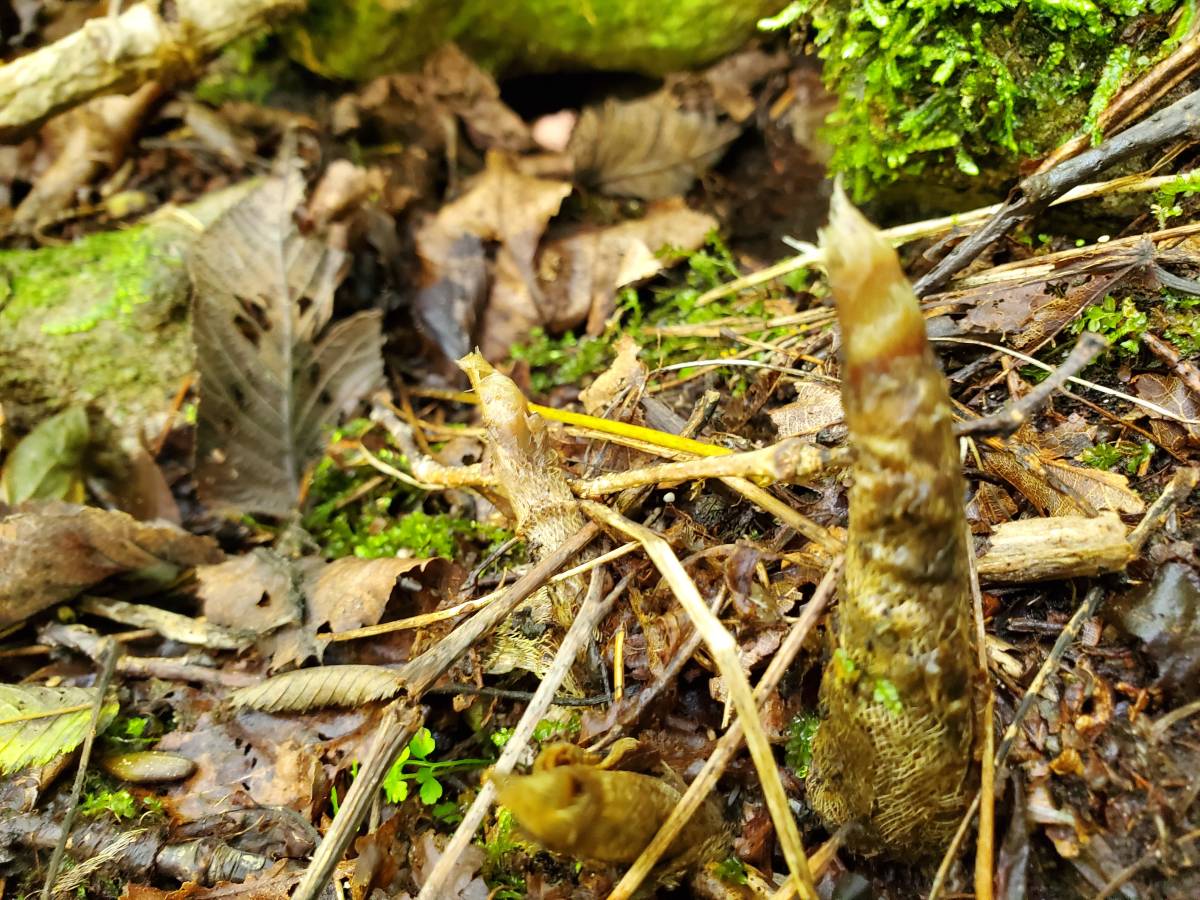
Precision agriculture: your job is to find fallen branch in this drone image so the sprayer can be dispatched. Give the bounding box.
[0,0,304,142]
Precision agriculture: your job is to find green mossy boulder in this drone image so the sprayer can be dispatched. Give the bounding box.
[285,0,793,80]
[795,0,1192,200]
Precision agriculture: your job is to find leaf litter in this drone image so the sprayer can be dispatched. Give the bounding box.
[0,22,1199,900]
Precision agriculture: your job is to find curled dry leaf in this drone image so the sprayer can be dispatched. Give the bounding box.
[190,165,384,518]
[567,91,740,200]
[230,665,404,713]
[579,334,645,416]
[414,151,571,363]
[0,502,222,628]
[768,381,844,438]
[537,198,719,335]
[0,684,118,774]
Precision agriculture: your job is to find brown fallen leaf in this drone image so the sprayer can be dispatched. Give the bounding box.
[190,165,384,518]
[0,502,222,628]
[12,82,161,233]
[580,334,646,416]
[196,549,304,637]
[966,481,1019,533]
[306,556,440,634]
[414,151,572,362]
[982,447,1145,516]
[537,198,719,335]
[158,705,379,823]
[1133,373,1200,451]
[568,90,740,200]
[768,381,844,438]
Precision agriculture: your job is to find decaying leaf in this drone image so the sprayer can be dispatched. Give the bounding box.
[0,405,88,505]
[537,198,719,334]
[982,448,1146,516]
[76,596,251,651]
[414,151,571,363]
[768,381,844,438]
[190,166,384,517]
[0,683,118,774]
[567,91,740,200]
[1133,373,1200,451]
[0,502,222,628]
[579,334,646,416]
[195,549,303,637]
[306,556,438,634]
[966,481,1019,532]
[229,665,404,713]
[1108,562,1200,699]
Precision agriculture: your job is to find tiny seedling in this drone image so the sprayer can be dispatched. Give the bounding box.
[379,728,489,806]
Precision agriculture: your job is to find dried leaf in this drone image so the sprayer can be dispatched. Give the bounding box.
[568,92,740,200]
[0,683,118,774]
[768,382,844,438]
[190,167,384,517]
[982,449,1145,516]
[1133,374,1200,449]
[230,665,404,713]
[195,549,303,636]
[580,335,645,416]
[0,405,88,505]
[1108,562,1200,699]
[415,151,571,362]
[536,198,719,335]
[966,481,1018,533]
[307,556,437,634]
[0,502,222,628]
[76,596,251,650]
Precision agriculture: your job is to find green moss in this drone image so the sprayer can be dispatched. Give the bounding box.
[0,224,194,438]
[0,226,178,333]
[302,422,516,560]
[1080,439,1154,474]
[785,711,820,777]
[194,34,292,106]
[794,0,1187,198]
[288,0,790,80]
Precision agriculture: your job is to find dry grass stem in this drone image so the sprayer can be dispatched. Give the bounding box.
[416,568,623,900]
[604,549,840,900]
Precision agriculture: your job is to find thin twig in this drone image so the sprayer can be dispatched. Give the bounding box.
[424,683,618,707]
[914,87,1200,296]
[416,568,628,900]
[968,524,995,900]
[292,525,601,900]
[41,640,119,900]
[933,336,1200,426]
[604,554,842,900]
[955,332,1108,437]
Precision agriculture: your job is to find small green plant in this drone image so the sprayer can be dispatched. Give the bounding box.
[102,716,157,752]
[381,728,489,806]
[1152,171,1200,226]
[1079,440,1154,474]
[715,855,749,885]
[785,712,820,778]
[873,678,903,715]
[1162,291,1200,358]
[80,785,137,820]
[1071,295,1148,356]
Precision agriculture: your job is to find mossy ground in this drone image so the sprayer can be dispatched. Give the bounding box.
[0,226,193,438]
[790,0,1192,199]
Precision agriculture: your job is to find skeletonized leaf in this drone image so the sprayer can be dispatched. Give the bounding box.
[230,665,404,712]
[0,406,89,505]
[0,684,118,774]
[190,167,384,517]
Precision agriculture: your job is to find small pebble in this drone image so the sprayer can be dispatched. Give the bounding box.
[100,751,195,784]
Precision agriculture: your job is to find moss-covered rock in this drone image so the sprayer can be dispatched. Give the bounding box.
[286,0,792,80]
[795,0,1191,199]
[0,184,255,440]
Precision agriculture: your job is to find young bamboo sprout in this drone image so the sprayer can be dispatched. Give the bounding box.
[807,187,981,856]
